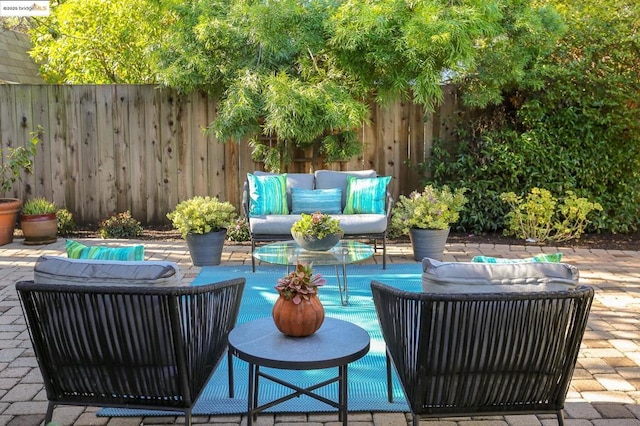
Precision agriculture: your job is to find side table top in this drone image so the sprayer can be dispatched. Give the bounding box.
[252,240,374,267]
[228,317,370,370]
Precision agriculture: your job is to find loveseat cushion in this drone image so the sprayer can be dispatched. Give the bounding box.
[315,170,377,206]
[34,255,182,286]
[421,257,579,293]
[248,213,388,235]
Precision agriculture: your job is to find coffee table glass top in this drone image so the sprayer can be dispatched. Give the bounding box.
[253,240,374,267]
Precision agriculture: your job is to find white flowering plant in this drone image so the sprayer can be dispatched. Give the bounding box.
[167,196,237,239]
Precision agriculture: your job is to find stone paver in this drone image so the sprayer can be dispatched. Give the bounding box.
[1,237,639,425]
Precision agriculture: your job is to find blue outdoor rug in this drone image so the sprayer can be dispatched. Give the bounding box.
[98,262,423,417]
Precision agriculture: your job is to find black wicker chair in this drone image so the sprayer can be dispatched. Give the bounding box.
[16,278,245,426]
[370,280,594,426]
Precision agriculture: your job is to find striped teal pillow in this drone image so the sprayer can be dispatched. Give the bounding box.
[66,240,144,261]
[291,188,342,214]
[247,173,289,216]
[343,176,391,214]
[471,253,563,263]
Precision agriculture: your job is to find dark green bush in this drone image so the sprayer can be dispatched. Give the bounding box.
[427,0,640,234]
[99,211,143,239]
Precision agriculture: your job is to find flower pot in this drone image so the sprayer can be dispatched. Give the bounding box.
[21,212,58,245]
[292,231,343,251]
[0,198,21,246]
[409,227,450,261]
[185,228,227,266]
[272,293,325,337]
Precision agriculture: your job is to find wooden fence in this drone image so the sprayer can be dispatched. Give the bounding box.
[0,84,459,224]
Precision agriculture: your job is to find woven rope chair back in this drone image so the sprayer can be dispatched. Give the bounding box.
[371,280,593,425]
[16,278,245,425]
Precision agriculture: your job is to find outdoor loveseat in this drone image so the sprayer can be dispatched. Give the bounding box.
[243,169,393,271]
[16,256,245,426]
[371,257,593,425]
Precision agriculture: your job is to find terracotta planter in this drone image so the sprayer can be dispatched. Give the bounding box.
[292,231,343,251]
[185,228,227,266]
[0,198,21,246]
[272,294,325,337]
[21,213,58,245]
[409,227,450,261]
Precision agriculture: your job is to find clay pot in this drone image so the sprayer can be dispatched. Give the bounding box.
[21,213,58,245]
[0,198,21,246]
[272,293,325,337]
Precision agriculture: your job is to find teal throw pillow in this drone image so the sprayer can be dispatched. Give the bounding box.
[66,240,144,261]
[343,176,391,215]
[247,173,289,216]
[291,188,342,214]
[471,253,563,263]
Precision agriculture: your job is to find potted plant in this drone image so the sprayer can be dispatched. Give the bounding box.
[166,196,237,266]
[20,197,58,245]
[0,136,38,246]
[291,212,344,251]
[390,184,468,261]
[272,262,326,337]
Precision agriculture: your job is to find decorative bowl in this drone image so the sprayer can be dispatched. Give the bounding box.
[292,231,343,251]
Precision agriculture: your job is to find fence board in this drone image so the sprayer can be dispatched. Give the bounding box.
[0,84,459,224]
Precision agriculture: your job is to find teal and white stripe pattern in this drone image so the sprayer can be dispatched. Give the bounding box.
[343,175,391,214]
[291,188,342,214]
[66,239,144,261]
[247,173,289,216]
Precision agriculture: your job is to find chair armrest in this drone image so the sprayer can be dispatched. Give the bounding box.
[242,180,250,217]
[386,190,394,219]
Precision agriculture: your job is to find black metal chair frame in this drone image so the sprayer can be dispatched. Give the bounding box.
[371,280,594,426]
[17,278,245,426]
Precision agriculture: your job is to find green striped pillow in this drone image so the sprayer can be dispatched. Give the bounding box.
[66,240,144,261]
[343,176,391,214]
[247,173,289,216]
[471,253,563,263]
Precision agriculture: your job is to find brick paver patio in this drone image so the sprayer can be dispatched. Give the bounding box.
[1,237,640,425]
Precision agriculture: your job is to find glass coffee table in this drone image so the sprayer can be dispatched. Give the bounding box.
[253,240,374,306]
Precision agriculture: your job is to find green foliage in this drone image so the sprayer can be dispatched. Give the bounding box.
[0,129,39,194]
[99,211,143,239]
[226,217,250,242]
[29,0,165,83]
[56,208,76,236]
[156,0,563,170]
[167,196,237,239]
[390,185,468,236]
[291,212,343,239]
[21,197,56,215]
[501,188,602,244]
[430,0,640,234]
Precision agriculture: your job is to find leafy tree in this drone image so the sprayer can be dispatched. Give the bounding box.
[431,0,640,234]
[156,0,565,170]
[28,0,165,83]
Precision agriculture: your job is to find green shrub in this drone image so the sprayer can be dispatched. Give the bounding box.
[226,217,250,242]
[501,188,602,244]
[56,208,76,236]
[99,211,143,239]
[22,197,56,215]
